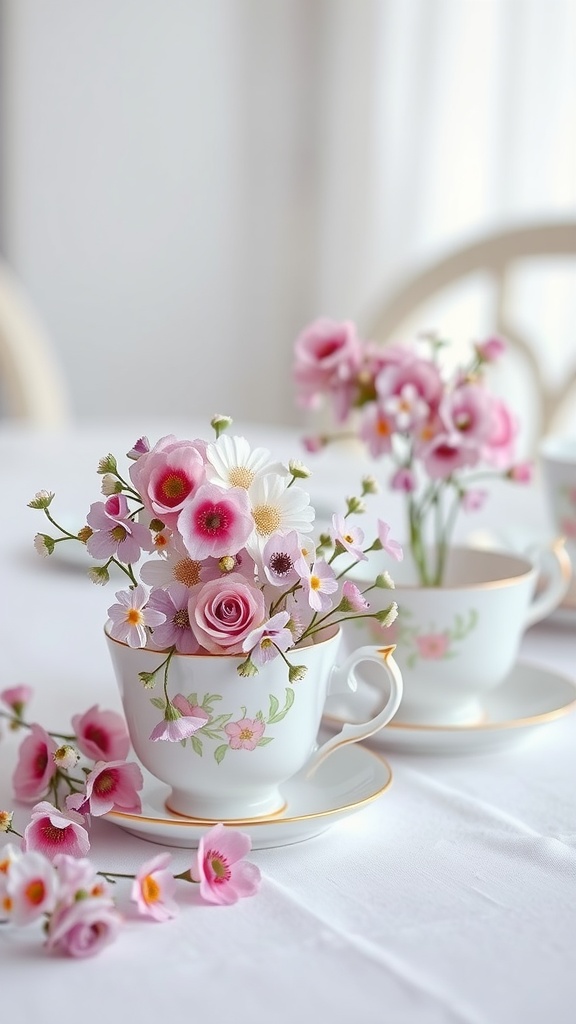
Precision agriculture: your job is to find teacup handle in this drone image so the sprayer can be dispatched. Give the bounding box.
[523,538,572,628]
[305,644,403,778]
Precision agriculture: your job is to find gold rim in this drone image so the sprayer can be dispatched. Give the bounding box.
[106,747,393,828]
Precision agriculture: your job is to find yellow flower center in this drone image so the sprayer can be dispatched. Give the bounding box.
[142,875,161,904]
[161,475,186,499]
[228,466,254,488]
[126,608,144,626]
[310,575,321,590]
[253,504,281,536]
[111,525,127,542]
[173,558,202,587]
[239,727,255,741]
[25,880,46,906]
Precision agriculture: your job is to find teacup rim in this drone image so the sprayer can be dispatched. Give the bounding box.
[103,620,341,656]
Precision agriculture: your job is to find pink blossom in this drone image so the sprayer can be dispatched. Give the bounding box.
[461,488,488,512]
[331,514,367,562]
[242,611,293,666]
[68,760,143,816]
[132,853,178,922]
[147,584,201,653]
[483,396,518,468]
[172,693,210,723]
[295,557,338,612]
[507,461,533,483]
[225,717,265,750]
[302,435,327,454]
[129,434,207,528]
[262,530,303,587]
[4,850,58,925]
[475,336,506,362]
[126,435,150,460]
[415,633,450,659]
[293,317,363,421]
[12,724,58,802]
[560,517,576,540]
[189,823,261,905]
[358,405,394,458]
[390,466,416,492]
[53,854,109,903]
[441,383,495,443]
[188,573,266,654]
[107,583,166,648]
[376,355,443,421]
[178,483,254,560]
[341,580,370,612]
[22,802,90,860]
[1,684,33,716]
[420,433,479,480]
[72,705,130,762]
[382,382,431,432]
[150,704,208,742]
[45,895,121,958]
[86,494,152,564]
[377,521,403,561]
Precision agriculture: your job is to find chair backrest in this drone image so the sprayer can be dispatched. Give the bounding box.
[0,258,70,425]
[365,221,576,449]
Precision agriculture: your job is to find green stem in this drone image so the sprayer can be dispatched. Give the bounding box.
[43,508,79,541]
[0,710,76,741]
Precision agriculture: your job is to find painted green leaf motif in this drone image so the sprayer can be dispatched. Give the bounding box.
[150,697,166,710]
[191,736,203,756]
[268,687,295,724]
[208,713,232,730]
[268,694,280,720]
[214,744,228,764]
[257,736,274,746]
[186,692,198,708]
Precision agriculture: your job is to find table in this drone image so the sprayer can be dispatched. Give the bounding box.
[1,418,575,1024]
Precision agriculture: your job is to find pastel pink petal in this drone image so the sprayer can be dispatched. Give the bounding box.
[86,531,117,559]
[206,824,252,864]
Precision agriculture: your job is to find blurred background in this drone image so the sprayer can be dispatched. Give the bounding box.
[0,0,575,444]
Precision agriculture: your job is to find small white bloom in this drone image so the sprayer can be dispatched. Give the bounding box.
[288,459,311,479]
[88,565,110,585]
[34,533,54,556]
[101,473,122,496]
[53,745,81,770]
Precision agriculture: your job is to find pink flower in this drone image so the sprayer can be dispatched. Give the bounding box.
[341,580,370,612]
[507,461,533,484]
[150,703,208,742]
[178,483,254,560]
[262,530,302,587]
[302,435,327,454]
[68,760,143,816]
[190,823,261,905]
[461,488,488,512]
[358,405,394,458]
[171,693,210,724]
[53,854,109,903]
[420,433,479,480]
[376,355,443,422]
[225,717,265,750]
[188,573,266,654]
[331,514,367,562]
[296,557,338,612]
[390,466,416,492]
[242,611,293,666]
[441,383,495,443]
[415,633,450,659]
[132,853,178,922]
[560,517,576,540]
[147,584,201,653]
[12,724,58,802]
[22,802,90,860]
[129,434,207,528]
[1,684,33,716]
[45,895,121,958]
[377,521,403,561]
[3,850,57,925]
[107,583,166,648]
[126,435,150,460]
[71,705,130,762]
[293,317,363,421]
[86,494,152,564]
[475,336,505,362]
[483,396,518,468]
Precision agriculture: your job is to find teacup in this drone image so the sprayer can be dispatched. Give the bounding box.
[339,544,570,727]
[540,435,576,608]
[105,624,402,820]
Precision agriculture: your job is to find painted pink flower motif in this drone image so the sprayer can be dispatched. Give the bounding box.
[12,724,58,802]
[189,823,261,905]
[71,705,130,762]
[150,704,208,743]
[331,515,367,562]
[225,717,265,751]
[341,580,370,612]
[415,633,450,659]
[295,557,338,612]
[377,521,403,561]
[22,802,90,861]
[188,573,266,654]
[461,488,488,512]
[129,434,207,528]
[171,693,210,724]
[3,850,58,926]
[107,583,166,648]
[177,483,254,560]
[131,853,178,922]
[86,494,152,564]
[1,684,33,716]
[45,895,122,958]
[68,760,143,816]
[242,611,293,667]
[302,435,327,454]
[146,584,201,654]
[420,433,479,480]
[293,317,363,421]
[262,530,302,587]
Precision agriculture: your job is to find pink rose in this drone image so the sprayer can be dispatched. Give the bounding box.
[188,573,266,654]
[293,317,363,421]
[45,896,121,958]
[129,434,206,528]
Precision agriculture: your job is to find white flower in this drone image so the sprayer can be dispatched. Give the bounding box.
[205,435,285,490]
[140,537,204,589]
[34,533,54,556]
[246,474,315,557]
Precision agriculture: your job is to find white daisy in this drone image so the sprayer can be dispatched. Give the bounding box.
[205,435,286,490]
[140,537,204,589]
[246,473,315,558]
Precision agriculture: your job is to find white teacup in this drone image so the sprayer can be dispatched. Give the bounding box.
[540,435,576,608]
[339,544,570,727]
[105,624,402,820]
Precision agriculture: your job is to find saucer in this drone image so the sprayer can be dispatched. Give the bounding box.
[324,661,576,755]
[102,743,392,849]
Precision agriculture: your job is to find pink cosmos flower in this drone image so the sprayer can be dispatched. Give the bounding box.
[295,557,338,612]
[441,383,495,444]
[1,684,33,716]
[68,760,143,816]
[150,703,208,743]
[129,434,207,528]
[107,583,166,648]
[475,336,505,362]
[382,382,431,432]
[415,633,450,659]
[86,494,152,564]
[53,854,109,903]
[178,483,254,560]
[242,611,293,666]
[420,433,479,480]
[131,853,178,922]
[22,801,90,860]
[146,584,200,653]
[3,850,58,926]
[45,895,121,958]
[331,514,367,562]
[188,573,266,654]
[341,580,370,612]
[71,705,130,762]
[293,317,363,420]
[13,724,58,802]
[358,404,394,458]
[189,823,261,905]
[390,466,416,492]
[376,355,443,421]
[225,716,265,750]
[377,521,403,561]
[262,530,304,587]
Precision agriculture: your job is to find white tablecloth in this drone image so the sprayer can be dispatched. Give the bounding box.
[1,419,575,1024]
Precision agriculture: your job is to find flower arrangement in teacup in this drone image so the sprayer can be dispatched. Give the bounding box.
[30,415,400,753]
[293,322,533,586]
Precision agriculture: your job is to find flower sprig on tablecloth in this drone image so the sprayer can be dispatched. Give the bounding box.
[0,686,261,958]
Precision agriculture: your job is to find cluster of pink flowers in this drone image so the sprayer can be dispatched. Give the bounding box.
[293,321,532,584]
[30,416,400,739]
[0,686,261,958]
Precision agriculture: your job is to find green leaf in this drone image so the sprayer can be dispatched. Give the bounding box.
[257,736,274,746]
[268,687,295,724]
[214,744,228,765]
[186,692,198,708]
[208,714,232,730]
[191,736,203,756]
[149,697,166,710]
[268,694,280,720]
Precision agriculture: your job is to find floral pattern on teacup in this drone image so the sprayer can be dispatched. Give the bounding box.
[557,485,576,540]
[397,608,479,668]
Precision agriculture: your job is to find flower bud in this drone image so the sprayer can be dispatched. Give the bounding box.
[88,565,110,585]
[219,555,236,573]
[361,476,379,496]
[34,533,55,556]
[375,602,398,627]
[0,810,14,832]
[288,664,307,683]
[28,490,55,509]
[53,744,81,770]
[375,571,395,589]
[288,459,311,479]
[346,496,366,515]
[237,656,259,678]
[139,670,157,688]
[101,474,123,496]
[77,525,93,543]
[149,518,165,533]
[211,414,233,438]
[97,454,118,474]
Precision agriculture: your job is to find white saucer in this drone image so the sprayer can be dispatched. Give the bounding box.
[324,661,576,756]
[102,743,392,849]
